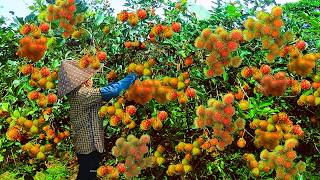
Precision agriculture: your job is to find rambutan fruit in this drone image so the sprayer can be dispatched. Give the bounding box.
[227,41,238,51]
[157,111,168,121]
[271,6,283,17]
[260,64,271,75]
[125,105,137,116]
[292,125,304,136]
[97,51,107,62]
[295,40,306,50]
[171,22,181,32]
[230,29,243,41]
[273,19,283,28]
[194,37,205,49]
[230,56,242,68]
[241,66,253,78]
[184,56,193,66]
[237,138,246,148]
[39,23,50,33]
[239,100,250,110]
[285,138,298,149]
[224,106,235,116]
[28,91,40,100]
[47,93,57,104]
[117,11,129,22]
[201,28,212,39]
[140,134,150,144]
[20,64,33,75]
[223,93,234,104]
[137,9,147,20]
[117,163,126,173]
[152,119,163,130]
[300,79,311,90]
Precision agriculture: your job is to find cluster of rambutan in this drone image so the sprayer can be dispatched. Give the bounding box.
[97,164,120,178]
[71,28,85,39]
[297,76,320,106]
[20,65,58,89]
[46,0,84,38]
[99,99,136,129]
[140,111,168,131]
[287,44,320,77]
[127,58,156,76]
[194,26,243,77]
[28,91,58,108]
[194,94,246,151]
[259,71,288,96]
[166,139,203,176]
[241,64,272,81]
[152,145,166,166]
[243,138,306,179]
[126,74,194,105]
[78,51,107,69]
[124,41,146,50]
[16,24,48,62]
[250,112,304,150]
[243,6,295,63]
[110,135,153,178]
[117,9,148,26]
[148,22,181,41]
[21,142,52,161]
[125,79,171,104]
[233,83,250,101]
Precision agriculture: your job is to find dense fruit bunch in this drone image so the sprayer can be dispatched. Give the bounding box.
[127,58,156,76]
[249,112,304,150]
[108,135,153,178]
[244,138,306,179]
[243,6,295,63]
[152,145,166,166]
[287,44,320,77]
[194,93,246,151]
[16,24,48,62]
[260,71,288,96]
[148,22,181,41]
[21,66,58,89]
[117,9,148,26]
[124,41,146,50]
[195,26,243,77]
[78,51,107,69]
[140,111,168,131]
[46,0,84,38]
[99,99,136,129]
[28,91,58,108]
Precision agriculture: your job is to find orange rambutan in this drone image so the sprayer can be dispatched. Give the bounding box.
[227,41,238,51]
[271,6,283,17]
[201,28,212,39]
[171,22,181,32]
[137,9,147,20]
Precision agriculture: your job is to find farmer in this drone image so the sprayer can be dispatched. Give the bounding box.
[57,60,137,180]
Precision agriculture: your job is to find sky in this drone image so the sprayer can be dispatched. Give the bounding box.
[0,0,300,23]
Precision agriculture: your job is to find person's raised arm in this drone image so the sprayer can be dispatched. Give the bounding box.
[100,73,137,101]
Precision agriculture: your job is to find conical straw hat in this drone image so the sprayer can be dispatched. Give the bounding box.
[57,60,101,97]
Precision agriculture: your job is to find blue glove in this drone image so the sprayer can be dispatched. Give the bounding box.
[100,73,137,101]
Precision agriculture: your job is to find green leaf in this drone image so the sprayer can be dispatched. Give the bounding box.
[95,13,105,26]
[13,110,20,118]
[1,103,9,111]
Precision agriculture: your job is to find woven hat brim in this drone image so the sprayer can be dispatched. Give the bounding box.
[57,60,100,97]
